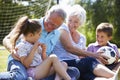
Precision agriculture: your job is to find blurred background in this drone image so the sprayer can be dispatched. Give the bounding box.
[0,0,120,47]
[0,0,120,75]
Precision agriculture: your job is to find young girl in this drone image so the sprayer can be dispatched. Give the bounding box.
[13,16,71,80]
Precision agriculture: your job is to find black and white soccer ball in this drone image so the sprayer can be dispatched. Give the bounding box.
[97,46,116,65]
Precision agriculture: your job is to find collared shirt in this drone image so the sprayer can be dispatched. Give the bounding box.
[38,18,60,55]
[87,41,120,57]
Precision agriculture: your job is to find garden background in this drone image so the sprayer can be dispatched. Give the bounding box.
[0,0,120,79]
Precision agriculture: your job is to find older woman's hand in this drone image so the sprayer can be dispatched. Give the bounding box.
[96,51,109,65]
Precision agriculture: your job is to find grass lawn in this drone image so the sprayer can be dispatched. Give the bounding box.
[0,46,120,79]
[0,46,9,72]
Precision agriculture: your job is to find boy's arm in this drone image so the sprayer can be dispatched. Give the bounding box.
[113,44,120,62]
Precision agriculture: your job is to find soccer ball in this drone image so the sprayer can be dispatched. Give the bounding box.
[97,46,116,65]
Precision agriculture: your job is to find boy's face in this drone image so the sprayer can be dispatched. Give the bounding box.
[96,31,112,46]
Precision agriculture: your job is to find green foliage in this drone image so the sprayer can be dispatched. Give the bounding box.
[0,0,53,44]
[75,0,120,47]
[28,0,52,18]
[112,0,120,47]
[0,1,29,44]
[0,47,9,72]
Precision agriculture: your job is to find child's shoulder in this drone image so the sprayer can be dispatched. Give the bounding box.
[108,42,118,48]
[87,42,97,52]
[16,40,32,48]
[88,42,97,47]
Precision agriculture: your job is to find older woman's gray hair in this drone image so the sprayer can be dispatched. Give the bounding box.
[67,4,86,26]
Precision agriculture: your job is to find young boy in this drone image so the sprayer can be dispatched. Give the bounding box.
[87,22,120,71]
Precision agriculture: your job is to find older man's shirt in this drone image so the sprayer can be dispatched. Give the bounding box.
[38,18,60,55]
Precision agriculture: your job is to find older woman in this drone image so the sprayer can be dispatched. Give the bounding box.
[67,5,86,51]
[53,5,115,80]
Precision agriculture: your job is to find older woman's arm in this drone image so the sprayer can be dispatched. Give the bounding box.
[60,29,108,64]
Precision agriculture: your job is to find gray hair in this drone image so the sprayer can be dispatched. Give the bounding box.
[47,5,67,21]
[68,4,86,26]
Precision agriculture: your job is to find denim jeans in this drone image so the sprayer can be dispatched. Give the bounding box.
[63,57,100,80]
[0,55,28,80]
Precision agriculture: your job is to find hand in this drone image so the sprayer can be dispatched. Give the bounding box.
[32,41,40,51]
[32,42,46,53]
[39,43,47,60]
[40,43,46,52]
[114,55,119,63]
[11,47,20,61]
[96,52,109,65]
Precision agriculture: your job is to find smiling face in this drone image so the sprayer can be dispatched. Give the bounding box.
[44,12,63,32]
[96,31,112,46]
[96,23,113,46]
[67,15,80,32]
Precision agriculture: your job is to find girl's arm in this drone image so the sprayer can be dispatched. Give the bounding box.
[20,42,40,68]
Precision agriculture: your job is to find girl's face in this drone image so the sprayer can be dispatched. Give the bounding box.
[30,30,41,43]
[67,15,80,32]
[96,31,112,46]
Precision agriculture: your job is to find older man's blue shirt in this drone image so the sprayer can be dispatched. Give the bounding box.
[38,18,60,55]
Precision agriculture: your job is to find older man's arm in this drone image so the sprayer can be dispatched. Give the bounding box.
[3,16,28,60]
[3,29,20,60]
[3,16,28,52]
